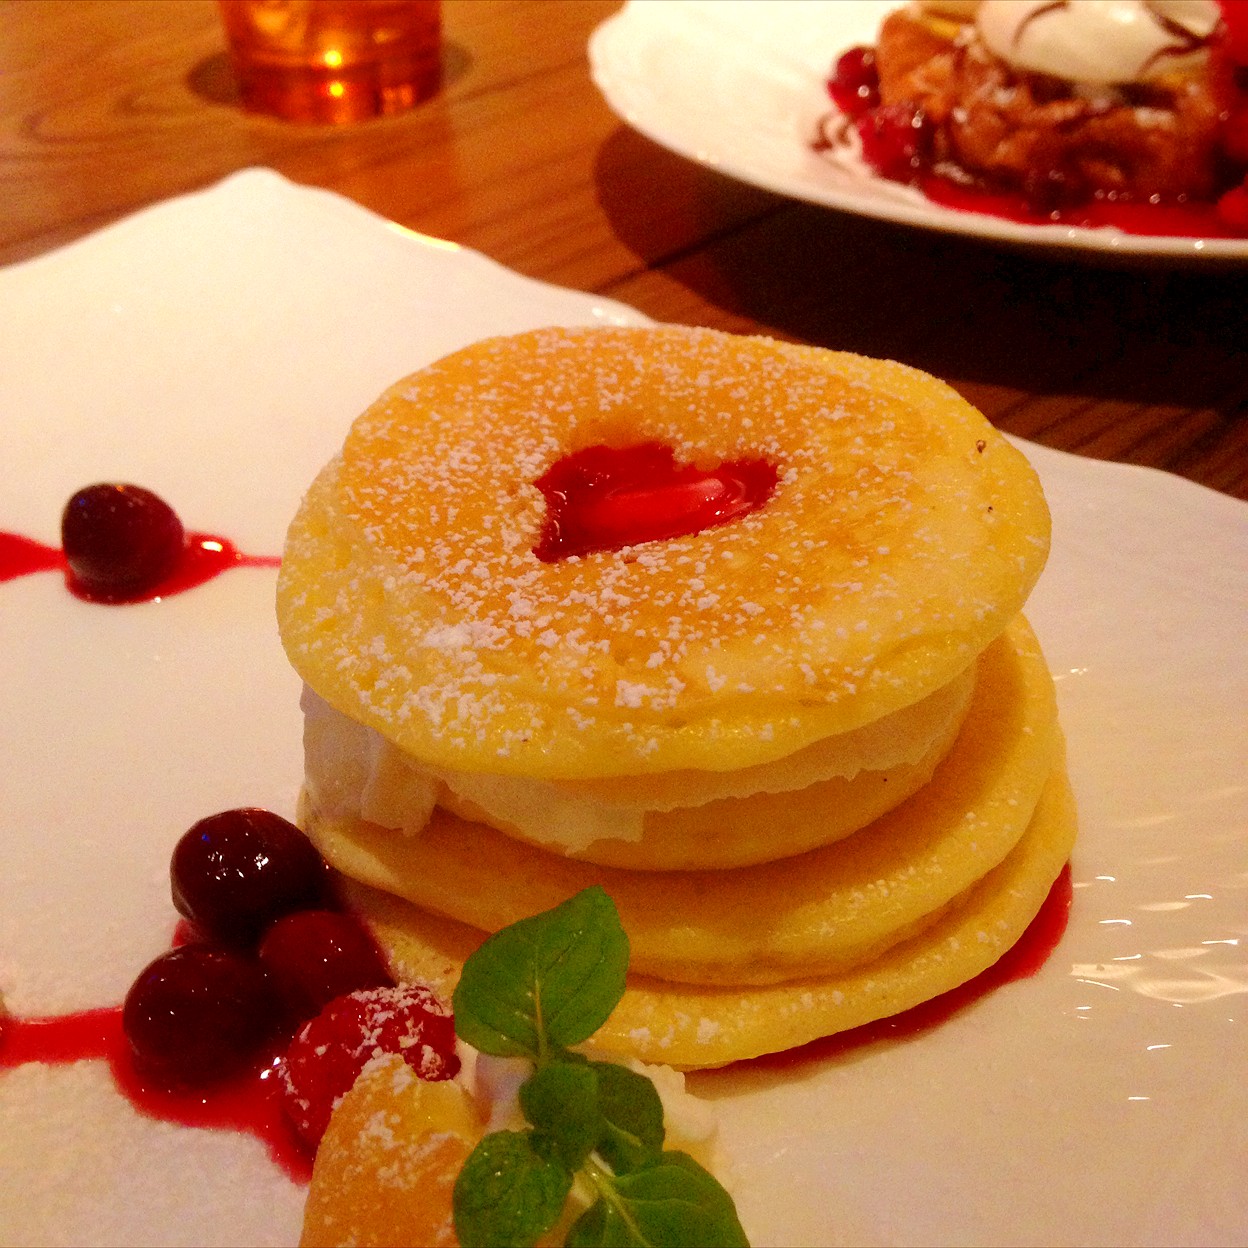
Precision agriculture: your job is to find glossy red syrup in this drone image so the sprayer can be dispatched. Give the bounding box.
[739,863,1074,1072]
[534,442,778,562]
[919,175,1244,240]
[0,530,280,599]
[813,106,1247,239]
[0,1004,311,1182]
[0,533,64,581]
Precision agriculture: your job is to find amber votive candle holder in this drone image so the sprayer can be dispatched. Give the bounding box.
[218,0,442,124]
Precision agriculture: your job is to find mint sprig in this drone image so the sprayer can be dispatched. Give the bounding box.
[452,884,629,1060]
[521,1060,603,1172]
[584,1059,664,1176]
[568,1152,748,1248]
[454,1130,571,1248]
[451,887,749,1248]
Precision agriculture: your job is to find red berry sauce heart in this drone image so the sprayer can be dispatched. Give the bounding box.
[533,442,777,563]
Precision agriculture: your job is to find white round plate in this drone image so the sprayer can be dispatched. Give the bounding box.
[1,170,1245,1246]
[589,0,1248,263]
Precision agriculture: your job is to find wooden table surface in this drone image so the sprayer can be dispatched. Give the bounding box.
[3,0,1246,500]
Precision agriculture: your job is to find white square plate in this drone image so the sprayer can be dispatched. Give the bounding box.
[1,170,1245,1246]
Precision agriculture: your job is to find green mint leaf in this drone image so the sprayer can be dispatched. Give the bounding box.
[453,886,629,1060]
[566,1152,750,1248]
[520,1059,604,1173]
[452,1130,572,1248]
[588,1060,665,1175]
[563,1199,635,1248]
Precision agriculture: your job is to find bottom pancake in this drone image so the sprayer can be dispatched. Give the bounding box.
[337,759,1076,1070]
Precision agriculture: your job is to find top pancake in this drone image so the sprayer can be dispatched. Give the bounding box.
[277,327,1050,779]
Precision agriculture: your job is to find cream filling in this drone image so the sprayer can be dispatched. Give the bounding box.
[302,684,440,833]
[465,1047,716,1155]
[463,1045,722,1229]
[301,666,976,855]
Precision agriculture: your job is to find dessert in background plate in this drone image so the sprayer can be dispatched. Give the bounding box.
[276,325,1075,1071]
[823,0,1248,233]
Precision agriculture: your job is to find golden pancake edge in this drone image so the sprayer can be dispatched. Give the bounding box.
[277,326,1051,780]
[334,759,1075,1070]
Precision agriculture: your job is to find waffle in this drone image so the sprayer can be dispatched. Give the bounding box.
[875,4,1228,202]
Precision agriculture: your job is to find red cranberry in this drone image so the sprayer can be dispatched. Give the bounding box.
[1222,99,1248,164]
[279,985,460,1149]
[259,909,393,1022]
[856,103,933,182]
[122,944,273,1085]
[1221,1,1248,66]
[171,808,326,946]
[828,45,880,117]
[61,483,184,598]
[1216,178,1248,232]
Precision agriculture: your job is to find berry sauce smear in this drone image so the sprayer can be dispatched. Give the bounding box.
[534,442,778,563]
[0,806,461,1185]
[0,1006,312,1182]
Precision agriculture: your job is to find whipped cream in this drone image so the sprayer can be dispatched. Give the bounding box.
[974,0,1220,85]
[301,684,440,832]
[465,1047,718,1160]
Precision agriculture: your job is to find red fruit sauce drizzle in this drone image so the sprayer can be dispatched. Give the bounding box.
[534,442,778,562]
[737,863,1074,1073]
[0,1005,311,1183]
[812,119,1246,239]
[0,530,280,600]
[917,174,1244,240]
[0,464,1069,1174]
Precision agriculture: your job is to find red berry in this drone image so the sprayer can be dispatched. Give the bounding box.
[1216,178,1248,231]
[171,808,326,946]
[279,984,460,1149]
[122,944,273,1085]
[1220,0,1248,65]
[828,45,880,117]
[61,483,184,599]
[259,909,393,1022]
[1222,99,1248,163]
[856,103,933,182]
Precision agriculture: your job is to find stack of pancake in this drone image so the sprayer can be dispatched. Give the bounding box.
[276,326,1074,1070]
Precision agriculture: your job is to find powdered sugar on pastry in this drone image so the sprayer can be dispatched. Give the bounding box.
[277,327,1049,781]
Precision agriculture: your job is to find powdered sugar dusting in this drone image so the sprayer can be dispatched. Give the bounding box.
[278,326,1048,776]
[0,1062,303,1245]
